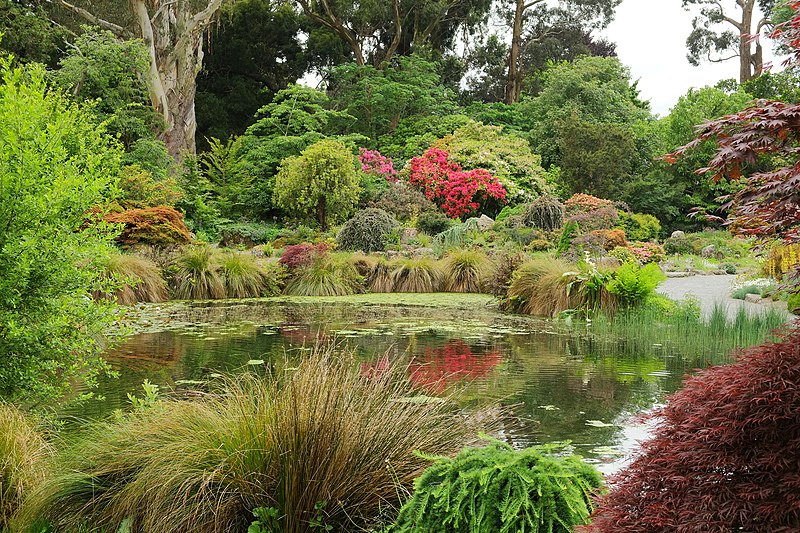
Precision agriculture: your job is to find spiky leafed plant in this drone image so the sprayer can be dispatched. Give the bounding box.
[1,404,50,530]
[442,249,492,293]
[283,254,363,296]
[391,439,603,533]
[522,195,565,231]
[367,256,394,293]
[389,258,444,293]
[507,258,575,316]
[16,346,490,533]
[95,252,168,305]
[171,246,225,300]
[218,253,274,299]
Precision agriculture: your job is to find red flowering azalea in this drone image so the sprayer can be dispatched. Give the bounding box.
[408,148,506,219]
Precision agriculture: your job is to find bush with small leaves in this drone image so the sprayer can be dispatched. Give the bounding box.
[105,206,193,246]
[416,211,454,235]
[336,208,399,253]
[521,195,565,231]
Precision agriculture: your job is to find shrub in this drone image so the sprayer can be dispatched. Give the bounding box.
[1,404,50,530]
[416,211,453,235]
[117,164,183,209]
[627,242,665,264]
[486,251,524,300]
[369,181,437,221]
[218,253,274,299]
[567,206,619,232]
[170,246,225,300]
[432,218,482,255]
[442,250,492,293]
[528,238,550,251]
[283,254,362,296]
[617,211,661,241]
[608,246,638,265]
[590,229,627,251]
[95,253,168,305]
[564,193,613,215]
[762,243,800,280]
[278,243,329,270]
[607,263,666,307]
[663,233,694,255]
[390,258,444,292]
[556,220,579,255]
[494,203,525,224]
[392,439,603,533]
[521,195,565,231]
[17,348,486,533]
[336,208,399,253]
[218,222,280,248]
[105,206,193,246]
[582,326,800,532]
[788,292,800,314]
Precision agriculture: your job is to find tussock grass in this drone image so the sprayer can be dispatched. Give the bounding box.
[389,258,444,293]
[16,346,487,533]
[507,258,574,316]
[95,253,168,305]
[442,249,492,293]
[170,246,225,300]
[284,254,363,296]
[367,257,394,293]
[218,253,270,298]
[0,404,50,530]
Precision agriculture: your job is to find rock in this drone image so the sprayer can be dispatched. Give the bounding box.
[670,230,686,239]
[701,245,716,258]
[475,214,494,231]
[744,293,762,304]
[412,247,434,257]
[596,256,621,269]
[401,228,418,243]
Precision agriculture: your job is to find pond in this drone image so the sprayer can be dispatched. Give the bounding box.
[71,294,729,475]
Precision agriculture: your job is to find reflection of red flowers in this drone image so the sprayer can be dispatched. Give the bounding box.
[408,340,502,392]
[279,326,325,345]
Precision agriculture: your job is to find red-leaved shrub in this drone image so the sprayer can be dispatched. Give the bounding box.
[278,243,329,270]
[104,206,192,246]
[581,323,800,533]
[564,193,614,215]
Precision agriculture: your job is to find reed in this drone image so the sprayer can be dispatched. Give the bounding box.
[170,246,225,300]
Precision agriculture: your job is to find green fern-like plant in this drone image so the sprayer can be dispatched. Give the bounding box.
[391,439,603,533]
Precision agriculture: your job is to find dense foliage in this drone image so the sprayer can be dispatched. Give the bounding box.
[0,58,121,401]
[582,325,800,532]
[391,439,603,533]
[336,208,399,253]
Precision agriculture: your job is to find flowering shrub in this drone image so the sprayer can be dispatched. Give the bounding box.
[408,148,507,219]
[359,148,397,182]
[626,242,665,264]
[564,193,614,215]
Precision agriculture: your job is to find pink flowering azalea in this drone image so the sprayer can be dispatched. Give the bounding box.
[359,148,397,182]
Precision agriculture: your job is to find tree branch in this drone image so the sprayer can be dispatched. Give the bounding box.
[187,0,226,35]
[55,0,131,38]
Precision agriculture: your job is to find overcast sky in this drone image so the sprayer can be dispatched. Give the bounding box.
[602,0,781,117]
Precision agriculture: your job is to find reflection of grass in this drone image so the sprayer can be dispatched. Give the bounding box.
[584,299,786,363]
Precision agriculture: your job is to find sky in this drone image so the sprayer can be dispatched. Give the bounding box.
[602,0,782,117]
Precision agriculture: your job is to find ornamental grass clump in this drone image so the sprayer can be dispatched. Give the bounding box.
[95,252,168,305]
[507,258,574,316]
[218,253,275,299]
[442,249,492,293]
[0,404,50,530]
[389,258,444,292]
[283,254,362,296]
[391,439,603,533]
[17,346,485,533]
[581,325,800,532]
[170,246,225,300]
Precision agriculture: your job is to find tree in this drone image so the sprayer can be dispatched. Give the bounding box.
[503,0,622,104]
[273,139,360,229]
[295,0,492,67]
[0,0,67,66]
[682,0,777,83]
[0,58,122,401]
[54,0,230,159]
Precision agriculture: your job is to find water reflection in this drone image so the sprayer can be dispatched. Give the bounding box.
[73,301,722,472]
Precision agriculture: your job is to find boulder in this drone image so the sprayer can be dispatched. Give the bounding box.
[701,245,716,258]
[670,230,686,239]
[475,214,494,231]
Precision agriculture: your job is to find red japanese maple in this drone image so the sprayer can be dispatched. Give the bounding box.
[408,148,507,219]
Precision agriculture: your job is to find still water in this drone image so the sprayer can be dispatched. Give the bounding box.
[76,297,718,475]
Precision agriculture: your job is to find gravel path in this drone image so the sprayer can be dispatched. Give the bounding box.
[658,275,786,318]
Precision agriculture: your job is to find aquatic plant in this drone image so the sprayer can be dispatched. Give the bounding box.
[442,249,492,293]
[218,253,274,299]
[391,438,603,533]
[581,324,800,532]
[0,404,50,530]
[170,246,225,300]
[389,258,444,293]
[17,346,486,533]
[95,252,168,305]
[283,254,362,296]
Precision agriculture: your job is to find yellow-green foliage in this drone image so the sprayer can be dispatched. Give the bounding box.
[443,249,492,293]
[96,252,168,305]
[607,263,666,307]
[762,243,800,280]
[391,439,603,533]
[171,246,225,300]
[17,347,482,533]
[390,258,444,292]
[218,253,276,299]
[1,404,50,529]
[274,139,360,230]
[507,258,574,316]
[283,254,362,296]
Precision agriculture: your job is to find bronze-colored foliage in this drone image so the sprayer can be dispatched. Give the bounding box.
[105,206,192,246]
